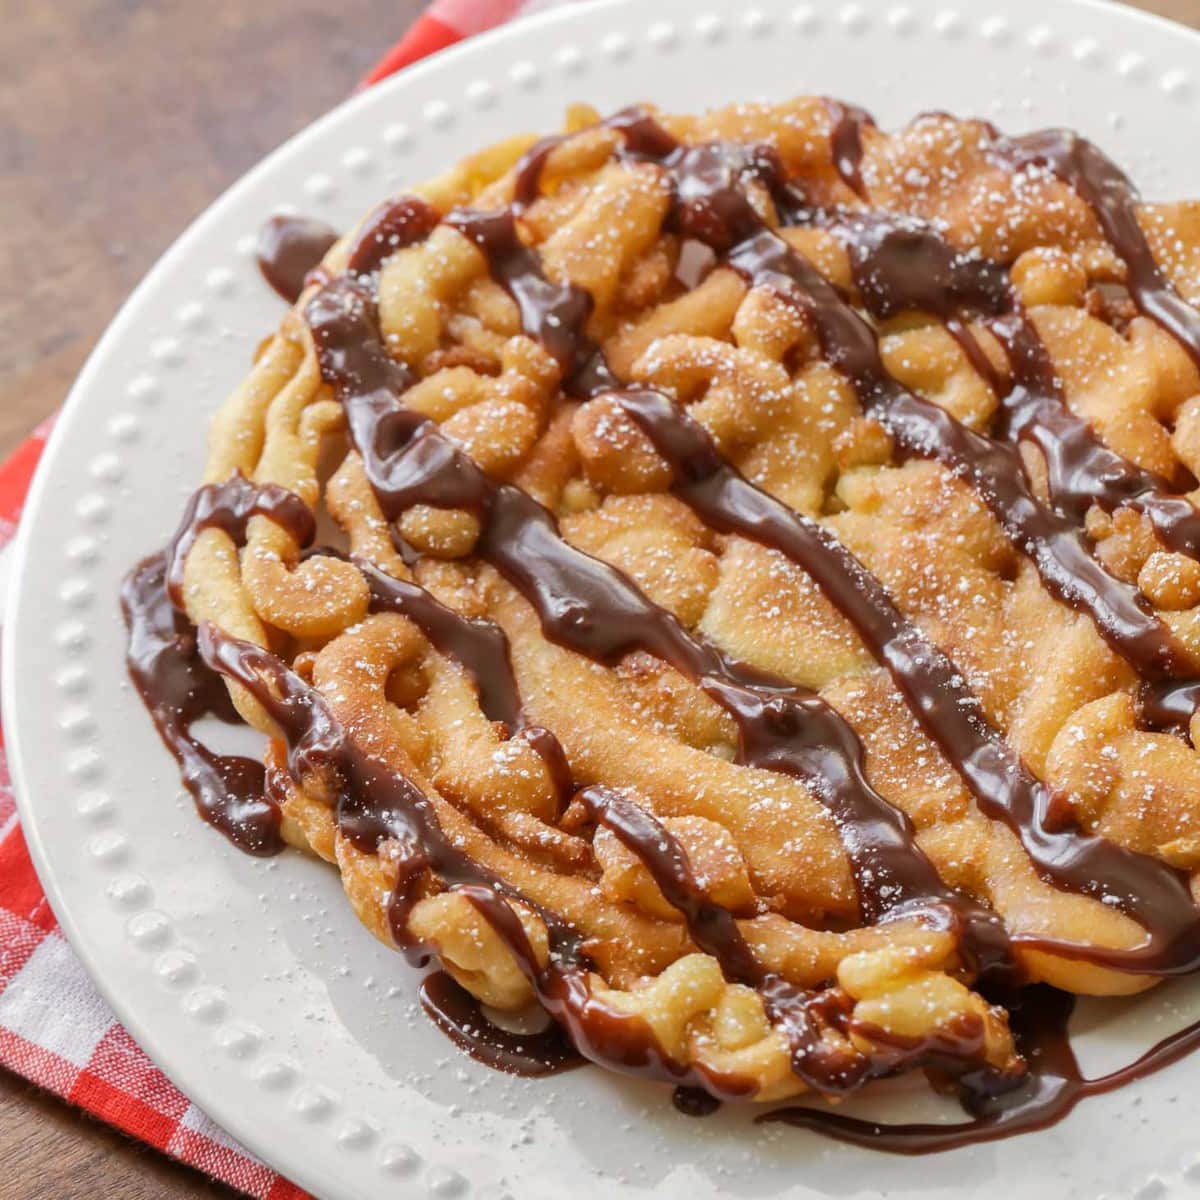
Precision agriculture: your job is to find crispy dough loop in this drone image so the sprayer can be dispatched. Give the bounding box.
[421,656,589,869]
[539,161,671,324]
[631,334,794,450]
[408,892,550,1008]
[240,320,369,639]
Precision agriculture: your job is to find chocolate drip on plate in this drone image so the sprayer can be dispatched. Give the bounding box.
[419,971,584,1077]
[122,553,281,855]
[762,985,1200,1154]
[673,1086,722,1117]
[256,214,339,303]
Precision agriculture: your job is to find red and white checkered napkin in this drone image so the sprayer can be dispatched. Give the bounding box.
[0,2,575,1194]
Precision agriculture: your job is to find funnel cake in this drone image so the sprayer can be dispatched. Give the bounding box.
[124,96,1200,1149]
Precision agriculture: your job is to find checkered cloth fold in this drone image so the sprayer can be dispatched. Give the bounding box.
[0,2,571,1194]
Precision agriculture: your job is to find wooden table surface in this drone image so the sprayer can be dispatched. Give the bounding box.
[1,0,1198,1196]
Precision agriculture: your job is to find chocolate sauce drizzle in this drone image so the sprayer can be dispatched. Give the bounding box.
[717,164,1191,683]
[823,98,874,199]
[165,470,315,607]
[302,238,1046,1095]
[578,786,1003,1093]
[449,211,592,376]
[125,98,1200,1151]
[446,209,614,394]
[522,117,1199,682]
[807,208,1200,558]
[344,196,442,277]
[612,388,1200,974]
[450,109,1200,1137]
[999,129,1200,370]
[256,214,339,304]
[1141,678,1200,733]
[511,106,684,217]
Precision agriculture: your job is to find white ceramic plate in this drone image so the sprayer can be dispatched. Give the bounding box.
[11,0,1200,1195]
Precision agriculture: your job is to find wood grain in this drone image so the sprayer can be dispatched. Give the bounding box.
[1,1,1197,1197]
